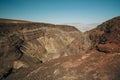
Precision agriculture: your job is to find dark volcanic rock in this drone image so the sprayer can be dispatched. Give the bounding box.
[86,16,120,53]
[96,17,120,53]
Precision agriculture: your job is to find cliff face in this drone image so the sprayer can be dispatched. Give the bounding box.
[0,16,120,80]
[21,27,80,62]
[0,21,81,79]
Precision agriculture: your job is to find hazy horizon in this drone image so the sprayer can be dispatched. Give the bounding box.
[0,0,120,24]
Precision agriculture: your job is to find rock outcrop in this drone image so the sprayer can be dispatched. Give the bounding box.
[0,16,120,80]
[87,16,120,53]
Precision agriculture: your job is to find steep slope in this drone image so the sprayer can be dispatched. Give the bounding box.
[87,16,120,53]
[0,19,80,79]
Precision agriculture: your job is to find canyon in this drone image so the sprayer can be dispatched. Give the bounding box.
[0,16,120,80]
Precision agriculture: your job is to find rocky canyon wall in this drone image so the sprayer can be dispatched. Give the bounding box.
[0,16,120,80]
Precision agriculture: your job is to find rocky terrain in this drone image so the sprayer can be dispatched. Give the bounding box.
[0,16,120,80]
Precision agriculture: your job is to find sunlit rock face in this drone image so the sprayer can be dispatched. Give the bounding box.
[20,27,80,62]
[0,16,120,80]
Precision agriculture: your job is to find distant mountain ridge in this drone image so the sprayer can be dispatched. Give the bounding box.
[64,23,100,32]
[0,18,32,23]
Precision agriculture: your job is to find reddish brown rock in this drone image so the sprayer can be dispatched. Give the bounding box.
[86,16,120,53]
[96,17,120,53]
[96,43,120,53]
[6,51,120,80]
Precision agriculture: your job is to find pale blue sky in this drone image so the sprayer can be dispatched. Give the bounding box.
[0,0,120,24]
